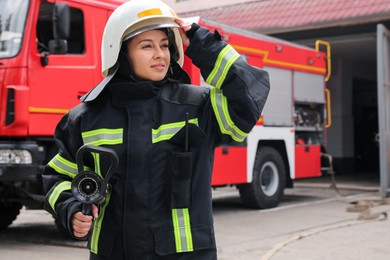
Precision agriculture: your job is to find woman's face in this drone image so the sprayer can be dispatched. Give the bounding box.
[126,29,171,81]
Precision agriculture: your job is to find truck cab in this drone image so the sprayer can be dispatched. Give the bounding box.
[0,0,332,229]
[0,0,122,229]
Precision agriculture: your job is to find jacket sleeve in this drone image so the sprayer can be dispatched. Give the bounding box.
[185,24,270,144]
[42,111,84,239]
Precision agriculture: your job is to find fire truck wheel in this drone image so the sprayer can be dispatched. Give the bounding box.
[0,202,22,229]
[238,146,286,209]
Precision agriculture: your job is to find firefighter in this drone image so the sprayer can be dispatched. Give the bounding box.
[43,0,270,259]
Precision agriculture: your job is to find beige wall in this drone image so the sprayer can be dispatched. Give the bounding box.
[163,0,254,13]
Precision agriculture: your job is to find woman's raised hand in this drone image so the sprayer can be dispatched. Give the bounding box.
[174,18,192,47]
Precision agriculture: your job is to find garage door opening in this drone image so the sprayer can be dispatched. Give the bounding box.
[353,78,379,174]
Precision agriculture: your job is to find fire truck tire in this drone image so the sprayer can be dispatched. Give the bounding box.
[238,146,286,209]
[0,202,22,229]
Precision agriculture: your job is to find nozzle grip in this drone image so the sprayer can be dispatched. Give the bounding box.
[76,144,119,186]
[82,203,92,216]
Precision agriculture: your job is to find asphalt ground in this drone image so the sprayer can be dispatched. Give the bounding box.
[1,174,389,260]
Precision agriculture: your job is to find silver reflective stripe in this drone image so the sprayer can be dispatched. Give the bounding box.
[206,45,240,89]
[172,208,193,253]
[152,118,198,144]
[210,88,248,142]
[48,181,71,212]
[48,154,78,178]
[82,128,123,146]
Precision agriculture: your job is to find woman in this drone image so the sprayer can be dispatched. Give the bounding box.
[43,0,270,259]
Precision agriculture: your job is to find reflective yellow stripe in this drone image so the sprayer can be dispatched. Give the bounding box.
[91,191,111,254]
[211,88,248,142]
[172,208,193,253]
[137,8,162,18]
[206,44,247,141]
[48,181,71,212]
[207,46,230,85]
[172,209,182,252]
[82,128,123,146]
[183,208,193,251]
[90,153,104,254]
[91,152,102,179]
[48,154,78,178]
[206,45,240,89]
[152,118,198,144]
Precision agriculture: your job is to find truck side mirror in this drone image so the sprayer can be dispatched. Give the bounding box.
[48,3,70,54]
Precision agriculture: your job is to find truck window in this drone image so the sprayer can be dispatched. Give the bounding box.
[37,2,85,54]
[0,0,29,58]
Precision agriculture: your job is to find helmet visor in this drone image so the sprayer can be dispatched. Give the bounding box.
[122,22,179,43]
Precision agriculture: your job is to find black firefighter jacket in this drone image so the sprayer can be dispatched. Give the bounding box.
[43,25,270,260]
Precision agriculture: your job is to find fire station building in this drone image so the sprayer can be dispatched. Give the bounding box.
[167,0,390,195]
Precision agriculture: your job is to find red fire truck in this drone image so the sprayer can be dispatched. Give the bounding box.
[0,0,331,229]
[190,18,333,209]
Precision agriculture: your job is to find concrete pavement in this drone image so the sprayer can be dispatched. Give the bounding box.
[3,174,389,260]
[214,184,390,260]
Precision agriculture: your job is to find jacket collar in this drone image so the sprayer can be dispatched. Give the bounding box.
[108,81,163,107]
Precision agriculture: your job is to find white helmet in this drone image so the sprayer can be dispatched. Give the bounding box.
[101,0,184,77]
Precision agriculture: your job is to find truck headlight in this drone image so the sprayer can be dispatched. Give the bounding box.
[0,150,32,164]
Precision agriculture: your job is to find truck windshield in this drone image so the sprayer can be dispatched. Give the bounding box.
[0,0,29,58]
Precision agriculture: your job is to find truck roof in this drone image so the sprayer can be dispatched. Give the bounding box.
[56,0,125,10]
[202,18,315,52]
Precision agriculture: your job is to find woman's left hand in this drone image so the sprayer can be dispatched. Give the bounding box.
[174,18,192,47]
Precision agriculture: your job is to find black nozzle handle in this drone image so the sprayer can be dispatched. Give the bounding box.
[76,144,119,183]
[82,203,92,216]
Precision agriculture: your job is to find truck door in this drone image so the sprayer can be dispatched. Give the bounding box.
[377,24,390,197]
[28,2,96,135]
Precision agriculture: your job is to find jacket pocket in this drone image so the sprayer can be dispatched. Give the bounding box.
[154,224,216,256]
[167,151,193,208]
